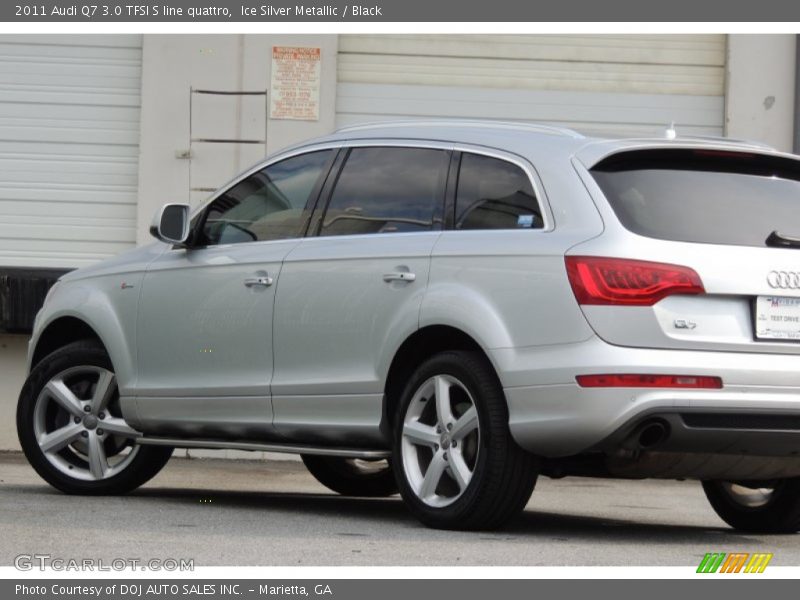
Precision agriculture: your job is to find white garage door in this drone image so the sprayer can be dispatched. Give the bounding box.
[0,35,142,269]
[337,35,725,137]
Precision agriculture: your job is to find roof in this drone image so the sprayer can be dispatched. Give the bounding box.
[335,119,586,139]
[292,119,594,162]
[278,119,787,169]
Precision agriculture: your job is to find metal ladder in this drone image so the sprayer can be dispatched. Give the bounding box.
[187,87,268,196]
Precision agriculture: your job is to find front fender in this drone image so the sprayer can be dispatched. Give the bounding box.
[31,273,143,396]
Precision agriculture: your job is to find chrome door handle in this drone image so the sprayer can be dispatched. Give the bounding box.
[383,272,416,283]
[244,276,273,287]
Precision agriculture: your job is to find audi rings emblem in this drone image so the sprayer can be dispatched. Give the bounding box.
[767,270,800,289]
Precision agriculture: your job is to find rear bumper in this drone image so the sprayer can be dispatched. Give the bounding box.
[495,336,800,457]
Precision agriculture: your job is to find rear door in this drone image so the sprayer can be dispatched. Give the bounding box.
[570,147,800,355]
[271,144,450,445]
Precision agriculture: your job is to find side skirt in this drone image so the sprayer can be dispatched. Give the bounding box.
[136,437,391,459]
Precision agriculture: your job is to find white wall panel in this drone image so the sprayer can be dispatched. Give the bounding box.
[337,35,725,138]
[0,35,142,268]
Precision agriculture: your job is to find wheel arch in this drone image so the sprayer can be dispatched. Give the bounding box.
[31,316,104,369]
[29,306,136,397]
[381,325,502,440]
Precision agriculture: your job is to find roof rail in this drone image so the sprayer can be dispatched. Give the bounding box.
[335,119,585,139]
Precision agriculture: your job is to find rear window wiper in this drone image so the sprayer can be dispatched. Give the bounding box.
[766,230,800,248]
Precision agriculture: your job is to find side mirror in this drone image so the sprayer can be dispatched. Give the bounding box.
[150,203,190,245]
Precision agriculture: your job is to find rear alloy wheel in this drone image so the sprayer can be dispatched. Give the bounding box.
[17,341,173,495]
[302,455,397,497]
[400,374,480,508]
[702,479,800,533]
[393,351,538,530]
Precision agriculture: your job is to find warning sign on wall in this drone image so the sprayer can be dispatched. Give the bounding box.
[270,46,321,121]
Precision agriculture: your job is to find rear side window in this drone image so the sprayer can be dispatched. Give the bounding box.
[319,147,448,237]
[455,153,542,230]
[590,149,800,247]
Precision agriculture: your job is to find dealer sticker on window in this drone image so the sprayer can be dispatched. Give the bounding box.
[755,296,800,340]
[517,214,535,228]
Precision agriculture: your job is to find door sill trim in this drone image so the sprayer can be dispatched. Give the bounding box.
[136,437,391,459]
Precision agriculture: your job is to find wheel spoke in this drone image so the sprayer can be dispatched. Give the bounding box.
[448,448,472,492]
[434,376,453,426]
[101,417,140,439]
[91,370,116,415]
[38,423,83,454]
[419,452,447,499]
[450,406,478,441]
[45,379,84,418]
[87,433,108,479]
[403,420,439,447]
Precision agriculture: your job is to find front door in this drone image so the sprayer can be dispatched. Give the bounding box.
[134,149,336,438]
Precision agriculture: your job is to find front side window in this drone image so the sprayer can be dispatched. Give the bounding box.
[319,147,448,237]
[455,153,542,230]
[194,150,333,246]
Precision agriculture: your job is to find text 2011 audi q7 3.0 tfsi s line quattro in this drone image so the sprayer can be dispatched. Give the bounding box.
[17,121,800,531]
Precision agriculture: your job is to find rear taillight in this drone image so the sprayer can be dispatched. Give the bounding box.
[576,374,722,389]
[565,256,704,306]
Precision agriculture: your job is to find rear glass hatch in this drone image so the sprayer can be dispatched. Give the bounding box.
[569,147,800,355]
[590,148,800,249]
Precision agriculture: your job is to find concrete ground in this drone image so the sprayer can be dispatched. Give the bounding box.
[1,452,798,567]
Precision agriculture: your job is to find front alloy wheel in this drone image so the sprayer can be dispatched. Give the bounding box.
[393,350,538,530]
[18,340,173,495]
[33,365,140,481]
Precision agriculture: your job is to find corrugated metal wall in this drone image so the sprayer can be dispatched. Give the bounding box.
[0,35,142,269]
[337,34,726,136]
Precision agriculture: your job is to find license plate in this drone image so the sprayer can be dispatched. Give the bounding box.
[755,296,800,340]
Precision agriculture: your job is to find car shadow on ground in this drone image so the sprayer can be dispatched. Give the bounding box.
[119,485,763,543]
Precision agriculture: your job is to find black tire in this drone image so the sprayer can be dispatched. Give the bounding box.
[17,340,173,495]
[702,479,800,533]
[302,455,398,497]
[392,350,538,530]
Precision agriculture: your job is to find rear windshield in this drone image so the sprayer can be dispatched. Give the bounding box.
[590,149,800,247]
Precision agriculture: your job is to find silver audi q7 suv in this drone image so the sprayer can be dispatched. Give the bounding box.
[17,121,800,531]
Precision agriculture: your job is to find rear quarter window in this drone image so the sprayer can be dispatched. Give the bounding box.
[590,149,800,247]
[455,153,542,230]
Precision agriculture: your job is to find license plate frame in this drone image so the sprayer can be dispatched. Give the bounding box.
[755,296,800,341]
